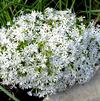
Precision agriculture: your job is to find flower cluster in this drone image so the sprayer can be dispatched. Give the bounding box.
[0,8,100,97]
[74,24,100,84]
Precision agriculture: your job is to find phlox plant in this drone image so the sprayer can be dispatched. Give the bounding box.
[0,8,100,97]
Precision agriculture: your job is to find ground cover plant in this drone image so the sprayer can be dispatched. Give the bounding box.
[0,0,100,101]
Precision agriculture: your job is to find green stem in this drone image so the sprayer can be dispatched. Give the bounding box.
[0,85,20,101]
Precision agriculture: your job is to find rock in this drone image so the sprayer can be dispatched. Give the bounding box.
[44,69,100,101]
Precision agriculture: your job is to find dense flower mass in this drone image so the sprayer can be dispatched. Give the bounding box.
[0,8,100,97]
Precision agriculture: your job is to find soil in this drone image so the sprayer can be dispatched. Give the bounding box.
[0,86,44,101]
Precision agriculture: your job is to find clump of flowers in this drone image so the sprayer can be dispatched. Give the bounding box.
[0,8,100,97]
[74,23,100,84]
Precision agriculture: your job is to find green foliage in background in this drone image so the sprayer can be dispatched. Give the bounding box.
[0,0,100,27]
